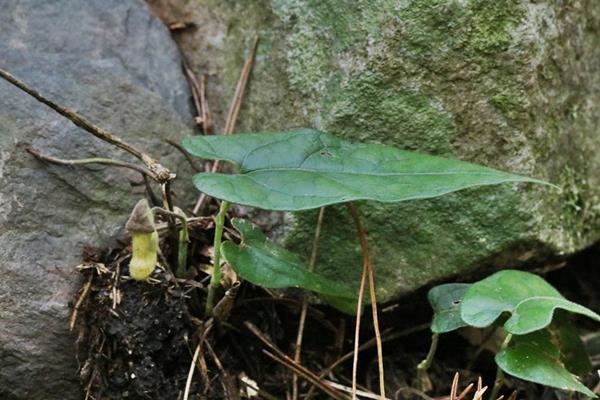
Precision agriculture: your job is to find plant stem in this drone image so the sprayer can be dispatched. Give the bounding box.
[416,333,439,392]
[205,200,230,315]
[490,333,512,400]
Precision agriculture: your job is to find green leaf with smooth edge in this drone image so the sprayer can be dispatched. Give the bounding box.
[460,270,600,334]
[428,283,471,333]
[221,218,356,301]
[182,129,547,211]
[496,330,596,397]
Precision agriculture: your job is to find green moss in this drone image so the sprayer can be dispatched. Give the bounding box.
[321,72,456,154]
[399,0,525,61]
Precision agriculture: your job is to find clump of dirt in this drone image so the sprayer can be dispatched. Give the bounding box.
[77,255,197,399]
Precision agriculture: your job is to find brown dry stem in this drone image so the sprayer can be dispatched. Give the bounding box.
[347,203,385,400]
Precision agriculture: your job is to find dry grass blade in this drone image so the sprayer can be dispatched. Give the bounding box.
[348,203,385,400]
[223,36,259,136]
[293,206,325,400]
[450,372,459,400]
[183,61,213,135]
[456,383,474,400]
[244,321,349,400]
[325,380,393,400]
[262,350,350,400]
[183,320,214,400]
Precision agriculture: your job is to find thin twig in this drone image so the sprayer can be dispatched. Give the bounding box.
[183,61,213,135]
[183,320,214,400]
[306,324,429,400]
[183,60,203,128]
[0,68,172,183]
[184,343,202,400]
[164,139,201,172]
[205,341,232,399]
[26,147,153,177]
[69,274,93,331]
[348,203,385,400]
[199,74,213,134]
[245,321,349,400]
[192,36,259,214]
[326,380,392,400]
[262,350,350,400]
[293,206,325,400]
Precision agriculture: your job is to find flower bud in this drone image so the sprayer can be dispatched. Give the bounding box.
[126,199,158,281]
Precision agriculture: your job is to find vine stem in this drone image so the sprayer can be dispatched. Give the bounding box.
[416,333,439,391]
[205,200,230,315]
[489,333,512,400]
[347,203,385,400]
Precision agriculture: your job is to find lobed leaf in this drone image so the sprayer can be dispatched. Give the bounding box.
[182,129,547,211]
[460,270,600,334]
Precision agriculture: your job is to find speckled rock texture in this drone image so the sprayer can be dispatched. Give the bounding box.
[150,0,600,302]
[0,0,193,398]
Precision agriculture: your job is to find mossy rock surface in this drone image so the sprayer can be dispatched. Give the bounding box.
[155,0,600,301]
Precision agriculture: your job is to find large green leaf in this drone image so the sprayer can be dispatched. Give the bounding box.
[460,270,600,334]
[428,283,471,333]
[182,129,546,211]
[496,330,596,397]
[221,218,356,301]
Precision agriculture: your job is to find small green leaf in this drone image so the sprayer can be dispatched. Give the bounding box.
[222,218,356,304]
[428,283,471,333]
[506,296,600,335]
[460,270,600,334]
[182,129,547,211]
[496,330,596,397]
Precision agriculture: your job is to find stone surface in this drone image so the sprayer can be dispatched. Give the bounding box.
[150,0,600,301]
[0,1,194,398]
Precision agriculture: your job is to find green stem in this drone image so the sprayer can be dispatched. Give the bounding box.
[416,332,439,392]
[205,200,230,315]
[490,333,512,400]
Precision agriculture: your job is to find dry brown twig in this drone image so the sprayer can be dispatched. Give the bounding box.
[245,321,350,400]
[183,319,214,400]
[0,68,173,184]
[348,203,386,400]
[69,273,94,331]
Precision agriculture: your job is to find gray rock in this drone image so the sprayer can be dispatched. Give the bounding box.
[0,0,194,398]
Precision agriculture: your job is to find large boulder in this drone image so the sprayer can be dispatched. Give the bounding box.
[0,0,194,398]
[151,0,600,300]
